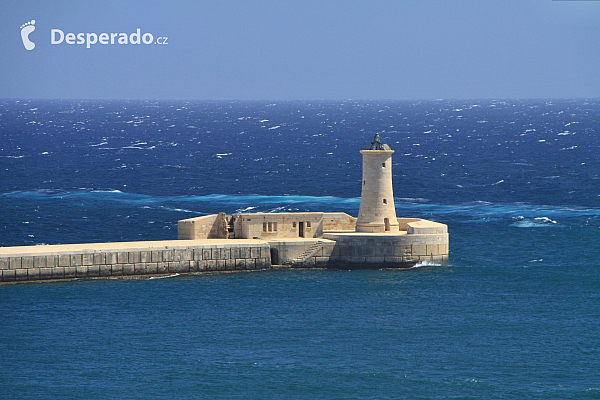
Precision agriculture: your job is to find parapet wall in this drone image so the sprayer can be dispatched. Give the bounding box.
[406,219,448,234]
[0,240,271,283]
[322,212,357,231]
[178,214,221,240]
[397,218,422,231]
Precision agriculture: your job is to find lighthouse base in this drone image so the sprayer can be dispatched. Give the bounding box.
[355,222,400,233]
[319,230,448,269]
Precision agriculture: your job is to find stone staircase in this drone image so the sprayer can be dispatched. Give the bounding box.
[286,241,326,267]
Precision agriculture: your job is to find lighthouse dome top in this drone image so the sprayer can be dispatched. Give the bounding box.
[369,133,392,150]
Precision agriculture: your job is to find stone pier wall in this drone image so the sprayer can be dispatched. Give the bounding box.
[0,239,271,283]
[321,232,449,268]
[1,217,449,283]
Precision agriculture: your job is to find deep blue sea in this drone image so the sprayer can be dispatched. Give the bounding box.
[1,99,600,399]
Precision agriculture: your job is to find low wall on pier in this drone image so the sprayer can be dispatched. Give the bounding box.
[0,239,271,283]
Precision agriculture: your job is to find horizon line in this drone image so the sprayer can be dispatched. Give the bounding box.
[2,96,599,102]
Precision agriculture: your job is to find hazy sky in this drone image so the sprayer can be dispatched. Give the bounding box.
[2,0,600,100]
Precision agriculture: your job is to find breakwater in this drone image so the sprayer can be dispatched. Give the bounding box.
[0,239,270,283]
[1,214,448,283]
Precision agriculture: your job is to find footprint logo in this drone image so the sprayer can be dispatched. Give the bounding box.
[20,20,36,50]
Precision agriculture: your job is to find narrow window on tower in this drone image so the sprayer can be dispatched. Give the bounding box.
[268,222,272,232]
[382,162,386,168]
[363,180,366,186]
[383,199,387,204]
[273,222,277,232]
[263,222,267,232]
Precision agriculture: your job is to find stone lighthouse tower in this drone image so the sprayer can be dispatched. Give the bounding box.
[355,133,399,233]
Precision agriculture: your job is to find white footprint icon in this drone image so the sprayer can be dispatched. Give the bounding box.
[20,20,36,50]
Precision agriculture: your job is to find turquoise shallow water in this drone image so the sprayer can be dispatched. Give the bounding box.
[1,99,600,398]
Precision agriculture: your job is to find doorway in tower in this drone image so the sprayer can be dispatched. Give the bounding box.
[299,222,305,237]
[384,218,390,231]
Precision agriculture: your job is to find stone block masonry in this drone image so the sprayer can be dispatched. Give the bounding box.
[321,226,449,269]
[1,220,447,283]
[0,239,270,284]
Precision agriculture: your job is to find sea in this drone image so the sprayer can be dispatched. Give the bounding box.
[1,99,600,399]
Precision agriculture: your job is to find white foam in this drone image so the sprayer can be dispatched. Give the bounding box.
[411,259,442,268]
[236,206,257,213]
[149,273,180,280]
[534,217,557,224]
[163,207,195,213]
[511,216,558,228]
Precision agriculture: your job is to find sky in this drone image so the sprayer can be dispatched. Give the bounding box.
[1,0,600,101]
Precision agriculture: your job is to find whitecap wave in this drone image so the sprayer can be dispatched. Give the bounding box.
[161,207,196,213]
[510,216,560,228]
[236,206,257,213]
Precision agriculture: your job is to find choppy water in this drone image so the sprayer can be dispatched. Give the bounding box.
[1,99,600,398]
